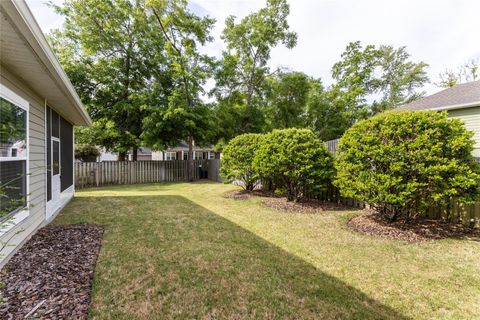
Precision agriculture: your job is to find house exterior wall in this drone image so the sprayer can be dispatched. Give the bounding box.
[448,106,480,157]
[1,67,46,266]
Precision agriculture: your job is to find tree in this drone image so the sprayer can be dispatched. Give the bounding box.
[221,133,263,191]
[143,0,216,180]
[49,0,169,161]
[306,81,349,141]
[254,128,334,202]
[331,41,428,125]
[75,144,100,162]
[436,59,479,88]
[335,110,480,221]
[212,0,297,140]
[265,71,311,130]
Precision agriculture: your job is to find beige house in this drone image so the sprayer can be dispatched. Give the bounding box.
[399,80,480,156]
[0,0,91,266]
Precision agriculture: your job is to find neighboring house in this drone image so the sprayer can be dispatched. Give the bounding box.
[97,143,221,161]
[150,142,220,161]
[398,80,480,156]
[0,0,91,266]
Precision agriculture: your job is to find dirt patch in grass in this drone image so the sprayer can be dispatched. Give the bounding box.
[349,212,480,242]
[263,198,350,214]
[0,225,104,319]
[223,189,277,200]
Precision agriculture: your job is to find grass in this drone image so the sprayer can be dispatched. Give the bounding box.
[54,182,480,319]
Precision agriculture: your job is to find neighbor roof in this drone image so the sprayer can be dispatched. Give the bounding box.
[0,0,91,126]
[398,80,480,112]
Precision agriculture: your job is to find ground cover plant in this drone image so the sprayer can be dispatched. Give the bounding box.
[46,182,480,319]
[336,110,480,221]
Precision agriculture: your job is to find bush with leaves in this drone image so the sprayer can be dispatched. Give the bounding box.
[221,133,264,191]
[335,110,480,221]
[254,128,335,202]
[75,144,100,162]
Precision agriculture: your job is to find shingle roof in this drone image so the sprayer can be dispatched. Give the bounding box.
[398,80,480,111]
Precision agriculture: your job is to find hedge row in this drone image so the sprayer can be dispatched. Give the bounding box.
[221,111,480,221]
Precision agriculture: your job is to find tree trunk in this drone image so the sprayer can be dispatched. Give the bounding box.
[132,148,138,162]
[188,135,194,181]
[118,152,126,161]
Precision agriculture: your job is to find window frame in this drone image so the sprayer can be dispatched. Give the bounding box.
[0,83,30,234]
[165,152,176,161]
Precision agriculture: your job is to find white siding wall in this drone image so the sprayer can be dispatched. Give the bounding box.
[0,67,46,267]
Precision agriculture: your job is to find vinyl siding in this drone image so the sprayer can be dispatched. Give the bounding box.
[448,106,480,157]
[0,66,46,267]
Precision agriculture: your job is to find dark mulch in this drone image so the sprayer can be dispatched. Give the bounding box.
[262,198,350,214]
[0,225,104,320]
[223,189,278,200]
[348,212,480,242]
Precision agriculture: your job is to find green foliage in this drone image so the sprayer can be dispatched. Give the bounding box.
[49,0,168,157]
[142,0,216,157]
[436,59,479,88]
[75,144,100,162]
[265,71,311,130]
[221,134,264,191]
[332,41,429,125]
[213,0,297,138]
[335,110,480,221]
[254,128,335,201]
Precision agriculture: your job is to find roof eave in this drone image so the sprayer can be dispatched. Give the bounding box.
[430,101,480,111]
[7,0,92,126]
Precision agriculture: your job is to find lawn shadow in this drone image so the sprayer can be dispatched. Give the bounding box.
[57,194,410,319]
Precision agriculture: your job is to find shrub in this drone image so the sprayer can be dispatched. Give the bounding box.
[221,133,264,191]
[254,128,335,202]
[75,144,100,162]
[335,110,480,221]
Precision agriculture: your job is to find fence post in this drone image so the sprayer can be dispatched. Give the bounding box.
[95,162,100,187]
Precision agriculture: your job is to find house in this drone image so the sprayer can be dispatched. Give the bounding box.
[398,80,480,156]
[149,142,220,161]
[96,143,221,161]
[0,0,91,266]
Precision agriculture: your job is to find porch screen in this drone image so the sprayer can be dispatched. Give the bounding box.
[60,117,73,191]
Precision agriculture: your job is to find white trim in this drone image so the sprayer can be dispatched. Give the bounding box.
[430,101,480,111]
[2,0,91,125]
[0,83,30,234]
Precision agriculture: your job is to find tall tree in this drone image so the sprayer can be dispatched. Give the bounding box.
[213,0,297,140]
[436,59,479,88]
[143,0,216,180]
[265,71,311,130]
[307,81,349,141]
[49,0,169,160]
[332,41,428,125]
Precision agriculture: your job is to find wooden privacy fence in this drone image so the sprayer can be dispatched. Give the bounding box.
[75,159,221,189]
[312,186,480,228]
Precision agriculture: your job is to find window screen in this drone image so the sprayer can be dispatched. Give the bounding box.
[60,117,73,191]
[0,97,27,218]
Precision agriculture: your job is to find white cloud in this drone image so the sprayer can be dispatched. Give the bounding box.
[27,0,480,94]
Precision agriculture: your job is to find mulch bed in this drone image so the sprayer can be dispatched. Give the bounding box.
[0,225,104,319]
[348,212,480,242]
[262,198,349,214]
[223,189,277,200]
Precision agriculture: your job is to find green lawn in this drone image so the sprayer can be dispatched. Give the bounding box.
[54,182,480,319]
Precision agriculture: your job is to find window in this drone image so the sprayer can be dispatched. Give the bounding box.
[209,152,215,159]
[165,152,176,160]
[183,153,188,160]
[195,151,203,160]
[0,95,28,220]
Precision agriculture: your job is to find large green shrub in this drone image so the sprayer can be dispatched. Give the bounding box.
[336,110,480,221]
[221,133,264,191]
[75,144,100,162]
[254,128,335,202]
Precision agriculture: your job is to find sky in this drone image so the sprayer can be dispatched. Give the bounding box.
[26,0,480,95]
